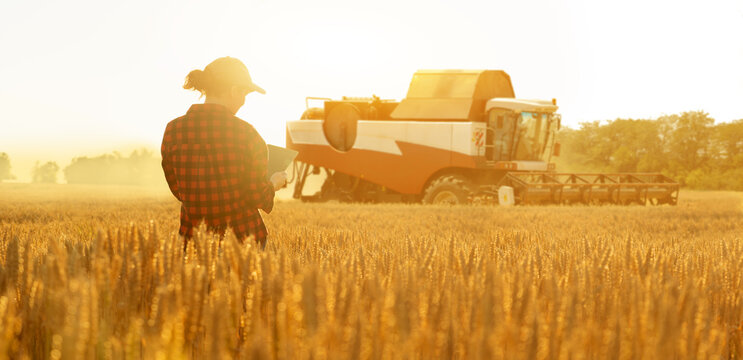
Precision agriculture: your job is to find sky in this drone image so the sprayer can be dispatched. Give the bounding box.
[1,0,742,182]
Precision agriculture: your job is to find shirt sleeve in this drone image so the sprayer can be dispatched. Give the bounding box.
[161,124,182,201]
[243,128,276,213]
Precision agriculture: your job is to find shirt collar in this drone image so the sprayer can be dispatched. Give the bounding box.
[187,103,233,115]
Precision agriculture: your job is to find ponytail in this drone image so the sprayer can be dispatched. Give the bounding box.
[183,69,211,97]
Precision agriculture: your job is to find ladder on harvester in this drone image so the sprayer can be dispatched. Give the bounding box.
[498,173,680,205]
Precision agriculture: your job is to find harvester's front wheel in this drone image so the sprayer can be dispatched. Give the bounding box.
[423,175,473,205]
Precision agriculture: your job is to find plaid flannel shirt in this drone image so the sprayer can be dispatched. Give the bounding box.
[161,104,275,244]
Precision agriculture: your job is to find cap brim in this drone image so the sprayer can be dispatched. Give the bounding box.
[248,83,265,95]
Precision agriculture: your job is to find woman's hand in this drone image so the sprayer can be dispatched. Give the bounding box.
[270,171,288,190]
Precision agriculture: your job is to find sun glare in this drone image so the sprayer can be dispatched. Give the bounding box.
[0,0,741,183]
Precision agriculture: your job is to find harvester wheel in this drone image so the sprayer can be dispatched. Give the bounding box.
[423,175,473,205]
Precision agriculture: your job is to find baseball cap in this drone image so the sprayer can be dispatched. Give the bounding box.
[204,56,265,95]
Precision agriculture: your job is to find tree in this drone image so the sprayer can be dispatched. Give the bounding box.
[0,152,14,182]
[32,161,60,183]
[712,119,743,169]
[660,111,715,178]
[602,119,666,172]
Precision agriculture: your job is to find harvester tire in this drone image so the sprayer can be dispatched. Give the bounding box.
[422,175,473,205]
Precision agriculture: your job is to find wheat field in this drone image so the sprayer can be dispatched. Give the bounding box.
[0,184,741,359]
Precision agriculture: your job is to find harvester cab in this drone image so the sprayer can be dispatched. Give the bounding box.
[286,70,679,205]
[483,98,561,165]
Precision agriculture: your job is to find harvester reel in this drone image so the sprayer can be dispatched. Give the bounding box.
[323,103,360,152]
[423,175,473,205]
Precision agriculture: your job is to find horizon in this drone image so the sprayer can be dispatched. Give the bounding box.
[1,108,734,184]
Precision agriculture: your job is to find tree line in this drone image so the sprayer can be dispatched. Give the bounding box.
[63,149,162,186]
[0,149,163,186]
[556,111,743,190]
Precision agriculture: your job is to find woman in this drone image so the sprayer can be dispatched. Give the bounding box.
[161,56,287,250]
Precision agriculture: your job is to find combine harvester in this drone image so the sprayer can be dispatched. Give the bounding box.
[286,70,679,205]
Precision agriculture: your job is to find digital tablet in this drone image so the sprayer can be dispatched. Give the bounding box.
[266,144,298,179]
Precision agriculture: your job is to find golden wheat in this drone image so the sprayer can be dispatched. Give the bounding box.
[0,184,741,359]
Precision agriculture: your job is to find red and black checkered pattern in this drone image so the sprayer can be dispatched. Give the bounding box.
[161,104,275,244]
